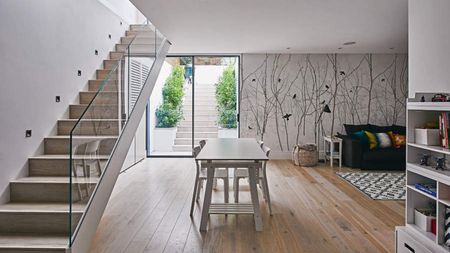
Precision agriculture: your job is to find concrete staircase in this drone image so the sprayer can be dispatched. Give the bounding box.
[172,82,219,151]
[0,25,154,252]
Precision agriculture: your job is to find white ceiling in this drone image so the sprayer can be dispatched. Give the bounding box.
[131,0,408,54]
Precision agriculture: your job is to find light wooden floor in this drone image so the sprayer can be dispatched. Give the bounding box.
[89,158,404,253]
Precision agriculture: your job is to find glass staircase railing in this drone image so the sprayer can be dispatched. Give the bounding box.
[68,23,168,248]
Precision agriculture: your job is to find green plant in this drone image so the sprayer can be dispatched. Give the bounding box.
[156,65,185,127]
[216,65,237,128]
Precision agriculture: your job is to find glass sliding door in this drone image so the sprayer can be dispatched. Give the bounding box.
[147,55,239,157]
[194,56,239,144]
[147,56,194,156]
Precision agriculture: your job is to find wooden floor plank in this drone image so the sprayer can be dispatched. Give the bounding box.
[89,158,404,253]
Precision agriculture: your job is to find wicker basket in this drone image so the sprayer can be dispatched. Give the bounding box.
[293,144,318,167]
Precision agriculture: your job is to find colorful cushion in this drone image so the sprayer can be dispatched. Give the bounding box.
[392,134,406,148]
[375,132,392,148]
[351,130,369,148]
[364,131,378,150]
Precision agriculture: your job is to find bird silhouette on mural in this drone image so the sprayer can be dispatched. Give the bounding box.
[282,113,292,121]
[340,71,346,75]
[292,94,297,99]
[248,126,253,130]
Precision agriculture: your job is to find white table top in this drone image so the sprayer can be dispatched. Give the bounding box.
[196,138,269,161]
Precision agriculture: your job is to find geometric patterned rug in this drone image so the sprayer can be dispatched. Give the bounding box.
[336,172,406,200]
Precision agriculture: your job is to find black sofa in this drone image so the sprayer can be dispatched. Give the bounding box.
[337,124,406,170]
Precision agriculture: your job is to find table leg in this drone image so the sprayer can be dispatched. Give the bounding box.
[330,141,334,167]
[200,163,215,231]
[248,163,263,231]
[339,141,342,168]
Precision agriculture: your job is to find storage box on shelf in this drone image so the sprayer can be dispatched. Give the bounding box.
[396,93,450,253]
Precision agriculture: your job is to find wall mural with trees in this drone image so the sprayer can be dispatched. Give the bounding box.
[240,54,408,154]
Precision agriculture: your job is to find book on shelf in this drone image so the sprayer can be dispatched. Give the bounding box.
[439,112,450,148]
[415,183,437,197]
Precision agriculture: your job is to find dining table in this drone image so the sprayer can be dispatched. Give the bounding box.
[195,138,269,232]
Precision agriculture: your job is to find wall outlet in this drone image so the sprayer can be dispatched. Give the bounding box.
[55,96,60,102]
[78,70,82,76]
[25,130,32,137]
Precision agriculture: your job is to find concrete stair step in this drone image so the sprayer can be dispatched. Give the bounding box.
[0,233,69,252]
[69,104,119,119]
[183,101,216,106]
[57,119,122,136]
[125,30,156,37]
[176,138,218,145]
[178,120,216,127]
[176,132,218,138]
[103,59,119,70]
[96,69,118,80]
[88,80,118,92]
[79,91,118,104]
[10,176,99,203]
[109,51,124,60]
[121,36,158,45]
[182,115,217,121]
[44,136,117,155]
[129,24,154,31]
[115,43,158,53]
[29,155,108,177]
[0,203,84,234]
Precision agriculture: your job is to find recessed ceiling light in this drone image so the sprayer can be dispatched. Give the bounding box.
[343,41,356,46]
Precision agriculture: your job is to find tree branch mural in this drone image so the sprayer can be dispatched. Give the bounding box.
[241,54,408,154]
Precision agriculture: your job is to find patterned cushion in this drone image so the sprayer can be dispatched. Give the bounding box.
[351,130,369,148]
[364,131,378,150]
[375,132,392,148]
[392,134,406,148]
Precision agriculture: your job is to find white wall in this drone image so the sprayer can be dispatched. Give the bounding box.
[98,0,146,24]
[0,0,131,202]
[408,0,450,98]
[148,61,172,152]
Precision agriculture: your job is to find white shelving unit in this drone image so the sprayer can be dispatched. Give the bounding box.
[397,93,450,253]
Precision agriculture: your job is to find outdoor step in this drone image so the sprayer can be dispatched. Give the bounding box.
[183,101,216,106]
[182,115,217,121]
[110,51,124,60]
[172,145,195,152]
[44,136,117,155]
[175,138,217,145]
[57,119,122,136]
[29,155,108,177]
[0,203,84,234]
[10,177,99,202]
[88,80,118,92]
[79,91,119,104]
[178,120,216,127]
[177,126,218,132]
[69,104,119,119]
[184,111,218,117]
[96,69,118,80]
[0,233,68,252]
[176,132,218,138]
[182,108,217,114]
[103,59,119,70]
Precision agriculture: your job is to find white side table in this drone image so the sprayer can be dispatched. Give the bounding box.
[323,136,343,167]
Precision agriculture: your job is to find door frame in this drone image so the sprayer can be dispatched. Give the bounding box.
[146,54,241,158]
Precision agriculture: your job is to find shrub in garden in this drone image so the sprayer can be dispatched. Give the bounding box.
[156,65,185,127]
[216,65,237,128]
